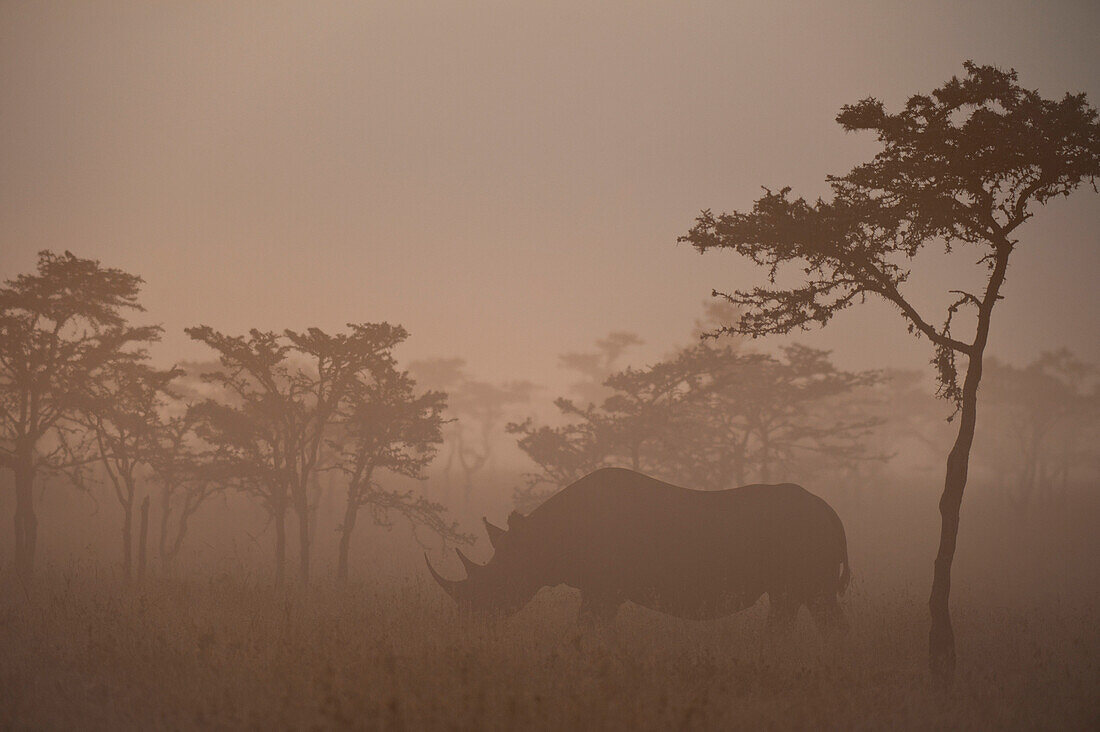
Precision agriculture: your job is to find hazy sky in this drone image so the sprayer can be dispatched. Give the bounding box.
[2,1,1097,390]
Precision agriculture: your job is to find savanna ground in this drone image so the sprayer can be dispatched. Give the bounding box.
[2,484,1098,730]
[1,569,1097,729]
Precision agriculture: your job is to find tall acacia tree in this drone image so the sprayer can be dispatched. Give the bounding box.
[332,367,462,583]
[187,323,408,587]
[0,251,156,580]
[680,62,1099,682]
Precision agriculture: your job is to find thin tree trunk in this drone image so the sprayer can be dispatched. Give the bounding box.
[296,487,311,587]
[169,501,194,565]
[759,435,771,484]
[158,487,173,568]
[137,496,150,582]
[13,449,37,582]
[337,492,359,585]
[929,248,1008,685]
[274,501,287,588]
[928,361,981,683]
[122,496,134,581]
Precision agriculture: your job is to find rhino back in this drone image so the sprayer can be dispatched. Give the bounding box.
[515,468,844,610]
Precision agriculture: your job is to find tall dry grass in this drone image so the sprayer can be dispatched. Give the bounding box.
[2,563,1097,730]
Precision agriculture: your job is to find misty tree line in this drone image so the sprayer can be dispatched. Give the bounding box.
[1,250,1097,589]
[508,321,1098,513]
[0,252,471,587]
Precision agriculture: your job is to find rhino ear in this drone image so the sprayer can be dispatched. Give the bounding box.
[482,517,506,548]
[507,510,527,531]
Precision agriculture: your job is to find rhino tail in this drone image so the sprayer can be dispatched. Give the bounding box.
[838,554,850,595]
[833,506,850,595]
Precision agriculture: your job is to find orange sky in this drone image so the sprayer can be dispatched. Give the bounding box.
[2,1,1098,391]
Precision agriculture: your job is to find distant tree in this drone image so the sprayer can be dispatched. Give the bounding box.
[331,366,468,583]
[679,62,1100,681]
[510,341,878,508]
[187,323,405,587]
[72,358,179,580]
[408,358,534,507]
[507,403,619,511]
[559,331,644,404]
[664,344,881,489]
[978,351,1098,510]
[0,251,157,580]
[147,410,223,570]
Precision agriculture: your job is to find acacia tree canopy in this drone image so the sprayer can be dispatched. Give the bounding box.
[681,61,1099,402]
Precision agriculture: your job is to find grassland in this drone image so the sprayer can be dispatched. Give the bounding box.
[1,564,1096,731]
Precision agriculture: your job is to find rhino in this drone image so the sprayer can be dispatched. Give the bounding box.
[426,467,850,631]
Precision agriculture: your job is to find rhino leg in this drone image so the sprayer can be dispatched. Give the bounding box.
[807,593,848,636]
[765,593,800,635]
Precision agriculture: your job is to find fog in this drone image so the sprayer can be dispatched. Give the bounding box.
[1,2,1099,729]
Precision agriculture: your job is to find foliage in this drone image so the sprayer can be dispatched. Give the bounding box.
[0,250,159,578]
[408,358,535,502]
[975,350,1099,507]
[678,60,1100,681]
[680,61,1100,403]
[509,339,881,509]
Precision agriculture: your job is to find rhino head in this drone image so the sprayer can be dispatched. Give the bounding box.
[425,511,542,615]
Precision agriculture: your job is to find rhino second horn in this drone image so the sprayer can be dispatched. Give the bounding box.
[424,552,461,597]
[482,517,506,548]
[455,547,483,575]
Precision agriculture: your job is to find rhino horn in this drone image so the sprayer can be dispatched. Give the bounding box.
[424,552,461,597]
[482,517,506,548]
[455,547,483,575]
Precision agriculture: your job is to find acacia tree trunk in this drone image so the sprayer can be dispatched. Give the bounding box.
[158,490,173,569]
[759,434,771,484]
[273,493,288,588]
[13,448,37,582]
[929,360,981,682]
[168,504,192,566]
[137,496,150,582]
[929,249,1007,684]
[121,493,134,581]
[336,490,359,585]
[295,486,311,588]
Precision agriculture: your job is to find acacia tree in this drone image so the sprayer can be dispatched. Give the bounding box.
[0,251,155,580]
[662,344,881,489]
[407,358,534,507]
[978,351,1098,510]
[679,62,1100,681]
[559,331,644,405]
[332,367,465,583]
[147,411,223,570]
[510,341,877,507]
[74,358,179,580]
[187,323,407,587]
[186,329,295,584]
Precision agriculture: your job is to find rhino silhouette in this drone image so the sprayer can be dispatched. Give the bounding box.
[427,468,849,631]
